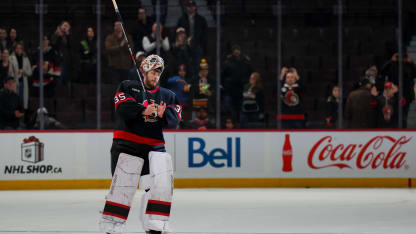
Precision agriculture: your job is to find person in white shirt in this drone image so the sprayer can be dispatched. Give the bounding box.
[142,23,170,57]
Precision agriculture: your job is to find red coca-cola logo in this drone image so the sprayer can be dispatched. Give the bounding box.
[308,136,411,170]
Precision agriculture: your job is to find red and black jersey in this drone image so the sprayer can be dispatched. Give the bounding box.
[113,79,182,147]
[278,83,305,121]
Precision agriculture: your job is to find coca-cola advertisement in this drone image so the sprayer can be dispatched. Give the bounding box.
[282,132,415,178]
[308,135,410,170]
[282,134,293,172]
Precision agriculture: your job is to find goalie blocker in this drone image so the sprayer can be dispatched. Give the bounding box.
[99,54,181,234]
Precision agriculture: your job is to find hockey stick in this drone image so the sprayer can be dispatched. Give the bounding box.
[110,0,148,101]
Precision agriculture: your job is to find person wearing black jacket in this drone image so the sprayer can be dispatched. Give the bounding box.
[176,0,208,75]
[79,27,97,84]
[0,49,11,84]
[189,58,215,114]
[240,72,264,128]
[133,8,154,53]
[99,55,181,234]
[379,53,416,128]
[0,77,24,129]
[376,82,399,128]
[325,85,340,128]
[51,21,72,87]
[221,45,252,120]
[31,35,60,98]
[0,28,11,52]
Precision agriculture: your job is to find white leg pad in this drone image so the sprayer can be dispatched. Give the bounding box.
[99,153,144,234]
[139,174,151,191]
[140,151,174,232]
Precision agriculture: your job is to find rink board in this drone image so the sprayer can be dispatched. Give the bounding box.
[0,130,415,189]
[0,232,392,234]
[0,177,414,190]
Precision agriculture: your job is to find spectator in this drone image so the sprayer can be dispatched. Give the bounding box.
[278,67,306,129]
[379,53,416,128]
[344,77,378,129]
[31,35,60,98]
[223,116,236,129]
[176,0,208,74]
[222,44,252,120]
[143,23,171,87]
[0,77,24,129]
[32,107,66,129]
[133,7,154,52]
[240,72,264,128]
[35,35,60,64]
[184,107,215,130]
[105,21,134,84]
[172,27,192,71]
[376,82,399,128]
[142,23,170,58]
[365,66,378,87]
[0,28,10,52]
[32,60,60,98]
[0,49,10,84]
[8,42,32,110]
[8,28,21,50]
[167,63,191,120]
[79,27,97,84]
[128,51,146,81]
[51,21,72,88]
[190,58,215,115]
[325,85,340,128]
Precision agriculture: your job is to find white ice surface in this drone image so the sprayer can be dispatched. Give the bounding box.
[0,188,415,234]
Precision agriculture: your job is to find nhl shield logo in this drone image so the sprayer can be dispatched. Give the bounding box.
[24,148,32,159]
[21,136,44,164]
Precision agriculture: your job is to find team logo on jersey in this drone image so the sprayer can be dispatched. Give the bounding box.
[144,99,159,123]
[284,90,300,106]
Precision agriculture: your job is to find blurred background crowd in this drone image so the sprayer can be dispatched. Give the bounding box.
[1,0,416,130]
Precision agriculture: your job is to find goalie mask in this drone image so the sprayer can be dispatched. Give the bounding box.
[140,54,165,75]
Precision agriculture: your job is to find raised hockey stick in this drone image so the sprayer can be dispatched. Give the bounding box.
[110,0,148,101]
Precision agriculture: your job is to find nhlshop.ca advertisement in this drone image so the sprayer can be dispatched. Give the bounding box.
[0,132,113,180]
[3,135,63,175]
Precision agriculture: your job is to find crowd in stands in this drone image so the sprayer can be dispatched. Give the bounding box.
[1,0,416,130]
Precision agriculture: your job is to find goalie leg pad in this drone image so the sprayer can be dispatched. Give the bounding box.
[99,153,144,234]
[140,151,174,232]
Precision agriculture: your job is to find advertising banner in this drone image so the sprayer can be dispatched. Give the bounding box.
[0,131,415,184]
[173,131,416,178]
[0,132,113,180]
